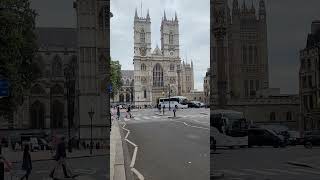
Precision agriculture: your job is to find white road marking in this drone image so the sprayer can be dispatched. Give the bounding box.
[130,147,138,167]
[131,168,145,180]
[134,117,141,121]
[294,168,320,175]
[143,116,151,120]
[264,169,301,175]
[221,169,250,176]
[242,169,278,176]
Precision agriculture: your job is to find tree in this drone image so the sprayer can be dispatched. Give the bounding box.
[0,0,40,121]
[110,60,122,102]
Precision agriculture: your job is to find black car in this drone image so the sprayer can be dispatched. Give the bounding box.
[187,102,200,108]
[304,130,320,148]
[248,128,286,148]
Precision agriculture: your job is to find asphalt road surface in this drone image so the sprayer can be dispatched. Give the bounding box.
[213,146,320,180]
[120,108,210,180]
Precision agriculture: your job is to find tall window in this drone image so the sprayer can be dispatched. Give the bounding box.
[270,112,276,121]
[144,90,147,98]
[153,63,163,87]
[242,46,247,64]
[170,64,174,71]
[244,80,248,97]
[250,80,255,96]
[286,112,292,121]
[169,31,174,44]
[249,45,253,64]
[140,29,145,43]
[52,55,62,77]
[141,63,146,71]
[307,59,311,70]
[308,75,313,88]
[255,80,259,91]
[254,46,258,63]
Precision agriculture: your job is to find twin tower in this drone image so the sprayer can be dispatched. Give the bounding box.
[133,9,180,58]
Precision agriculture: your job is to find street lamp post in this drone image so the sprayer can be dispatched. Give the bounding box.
[168,84,171,111]
[88,108,94,155]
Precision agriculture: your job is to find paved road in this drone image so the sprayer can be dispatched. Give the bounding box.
[213,146,320,180]
[120,108,210,180]
[9,155,109,180]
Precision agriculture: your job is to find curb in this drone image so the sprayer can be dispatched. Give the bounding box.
[112,120,127,180]
[286,161,315,168]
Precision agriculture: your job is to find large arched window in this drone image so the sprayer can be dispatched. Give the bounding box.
[153,63,164,87]
[141,63,146,71]
[52,55,62,77]
[169,31,174,44]
[119,94,124,102]
[30,101,45,129]
[140,29,145,43]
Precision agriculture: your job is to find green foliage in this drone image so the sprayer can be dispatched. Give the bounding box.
[0,0,40,117]
[110,60,122,99]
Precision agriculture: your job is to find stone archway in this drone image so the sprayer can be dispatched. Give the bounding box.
[51,100,64,128]
[30,100,45,129]
[119,94,124,103]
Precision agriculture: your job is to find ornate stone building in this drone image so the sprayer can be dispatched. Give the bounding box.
[12,0,111,143]
[133,9,194,106]
[204,68,210,105]
[111,70,134,105]
[212,0,300,129]
[299,20,320,131]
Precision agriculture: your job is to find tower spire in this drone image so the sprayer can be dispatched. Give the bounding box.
[135,8,138,19]
[175,11,178,21]
[147,9,150,20]
[164,10,167,21]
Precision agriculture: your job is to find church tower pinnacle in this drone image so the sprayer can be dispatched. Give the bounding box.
[164,10,167,21]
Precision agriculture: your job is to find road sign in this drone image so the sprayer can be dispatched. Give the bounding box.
[108,84,112,93]
[0,79,9,97]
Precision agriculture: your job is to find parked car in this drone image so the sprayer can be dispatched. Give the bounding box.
[248,128,286,148]
[199,102,206,108]
[287,130,303,145]
[304,130,320,148]
[38,138,52,150]
[187,101,200,108]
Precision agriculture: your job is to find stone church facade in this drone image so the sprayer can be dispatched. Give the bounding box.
[11,0,111,143]
[133,10,194,106]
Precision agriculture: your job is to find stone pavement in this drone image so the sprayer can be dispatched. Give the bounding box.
[110,118,126,180]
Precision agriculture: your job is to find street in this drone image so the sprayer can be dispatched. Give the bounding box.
[213,146,320,180]
[119,108,210,180]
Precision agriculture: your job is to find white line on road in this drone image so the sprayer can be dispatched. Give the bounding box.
[170,120,210,130]
[242,169,278,176]
[221,169,250,176]
[132,168,145,180]
[134,117,141,121]
[120,121,144,180]
[264,169,301,175]
[294,168,320,175]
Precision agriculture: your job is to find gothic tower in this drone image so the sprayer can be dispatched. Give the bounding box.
[134,8,152,57]
[161,11,180,58]
[74,0,109,142]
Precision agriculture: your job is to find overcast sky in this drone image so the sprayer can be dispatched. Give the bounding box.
[30,0,320,94]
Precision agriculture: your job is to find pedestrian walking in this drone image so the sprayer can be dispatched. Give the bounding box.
[117,106,120,120]
[21,145,32,180]
[173,106,176,117]
[162,105,165,115]
[127,105,132,118]
[49,137,76,179]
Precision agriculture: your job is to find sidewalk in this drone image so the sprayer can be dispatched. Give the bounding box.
[110,119,126,180]
[1,148,108,163]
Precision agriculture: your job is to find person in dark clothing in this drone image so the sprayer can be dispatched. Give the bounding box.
[127,106,132,118]
[49,137,75,178]
[117,106,120,120]
[162,105,165,115]
[21,145,32,180]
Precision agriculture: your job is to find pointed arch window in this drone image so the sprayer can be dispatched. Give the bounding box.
[144,89,147,98]
[140,29,145,43]
[52,55,62,77]
[153,63,164,87]
[169,31,174,44]
[170,64,175,71]
[141,63,147,71]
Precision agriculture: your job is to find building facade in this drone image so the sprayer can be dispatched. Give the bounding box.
[204,68,210,105]
[12,0,111,144]
[111,70,135,105]
[299,20,320,131]
[212,0,300,128]
[133,10,194,106]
